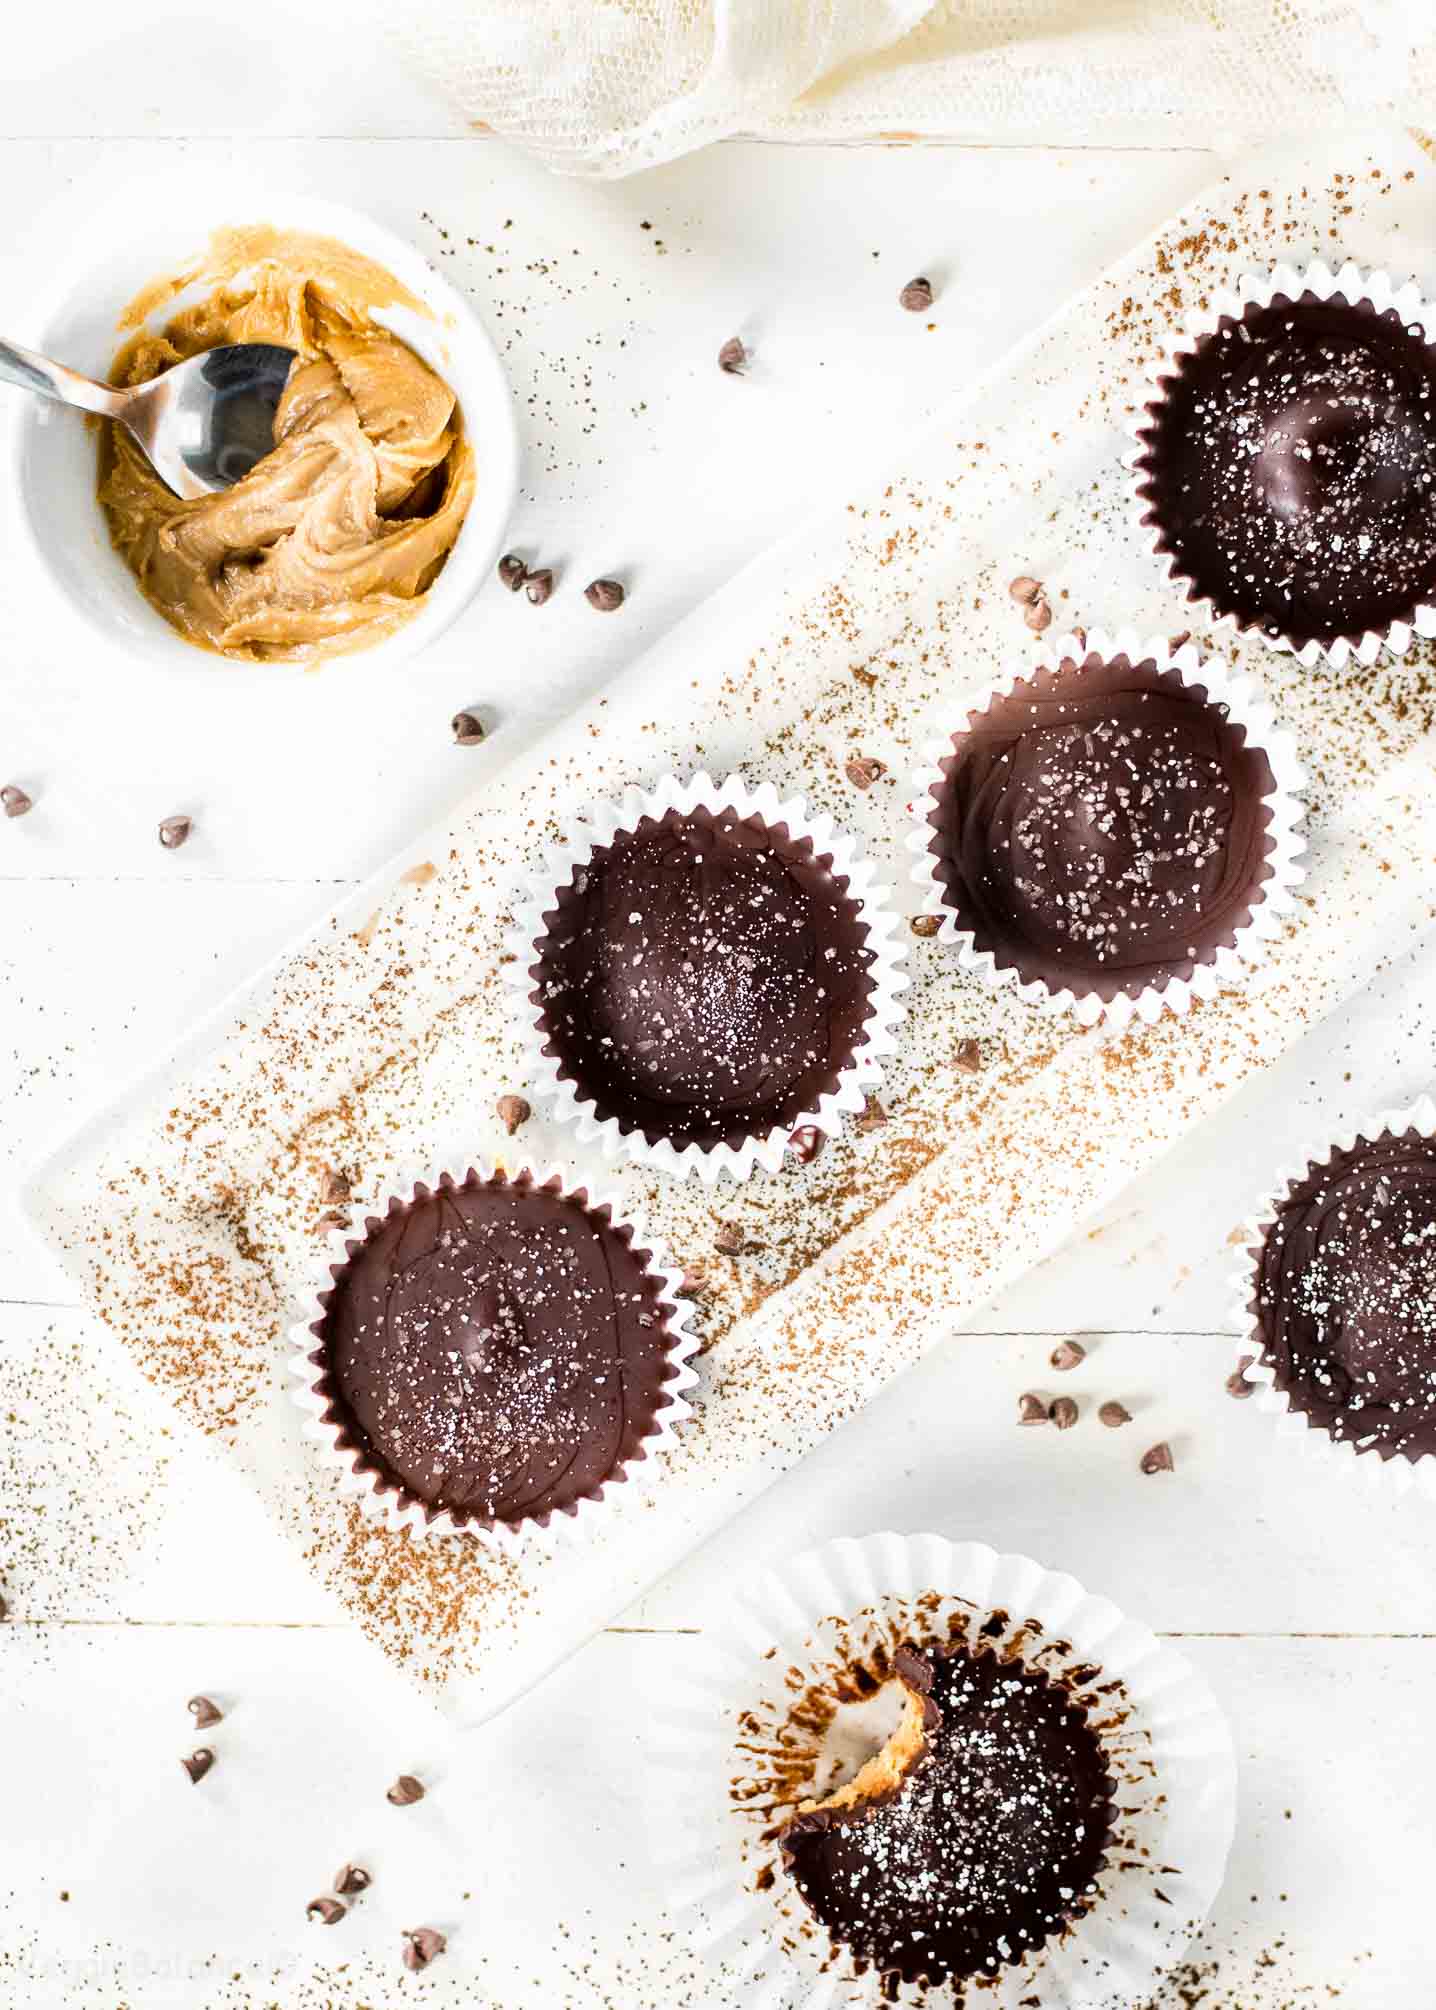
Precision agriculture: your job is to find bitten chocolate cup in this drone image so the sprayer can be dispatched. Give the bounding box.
[291,1163,699,1546]
[1233,1097,1436,1499]
[908,629,1305,1030]
[1130,259,1436,671]
[509,772,909,1182]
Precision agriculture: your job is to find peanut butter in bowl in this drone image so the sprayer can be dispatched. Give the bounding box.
[97,226,475,664]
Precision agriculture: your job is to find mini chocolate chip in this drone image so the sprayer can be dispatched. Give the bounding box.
[315,1209,351,1237]
[386,1774,425,1807]
[1140,1440,1175,1475]
[181,1749,214,1785]
[524,568,555,606]
[909,912,942,938]
[403,1927,447,1972]
[319,1168,351,1206]
[1007,575,1044,606]
[1226,1357,1258,1398]
[187,1695,222,1729]
[0,1593,8,1621]
[497,553,526,592]
[1049,1396,1079,1430]
[900,276,934,313]
[788,1124,824,1165]
[158,815,192,850]
[1099,1400,1132,1428]
[1023,597,1053,633]
[1,785,33,819]
[496,1094,531,1137]
[713,1221,747,1257]
[955,1039,982,1075]
[307,1896,346,1926]
[336,1864,372,1896]
[1168,630,1192,651]
[1050,1340,1086,1372]
[855,1094,889,1134]
[678,1266,708,1297]
[1018,1392,1048,1426]
[451,710,486,746]
[584,578,625,612]
[717,337,748,375]
[844,755,886,790]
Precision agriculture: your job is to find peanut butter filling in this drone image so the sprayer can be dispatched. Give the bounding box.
[98,227,475,664]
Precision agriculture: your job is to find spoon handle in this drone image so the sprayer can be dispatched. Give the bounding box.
[0,338,126,418]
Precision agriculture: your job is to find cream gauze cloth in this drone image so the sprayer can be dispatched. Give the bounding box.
[398,0,1436,178]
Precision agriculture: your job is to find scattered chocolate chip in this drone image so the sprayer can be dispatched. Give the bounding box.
[1140,1440,1175,1475]
[315,1209,351,1237]
[900,276,934,313]
[1023,596,1053,633]
[909,912,942,938]
[1099,1400,1133,1429]
[0,1593,8,1622]
[955,1039,982,1075]
[717,337,748,375]
[1018,1392,1049,1426]
[713,1221,748,1257]
[403,1927,447,1972]
[855,1094,889,1134]
[788,1124,824,1165]
[524,568,555,606]
[319,1168,351,1206]
[307,1896,346,1926]
[1168,631,1191,651]
[1007,575,1044,606]
[843,755,886,790]
[186,1695,222,1729]
[1049,1396,1079,1430]
[1050,1340,1086,1372]
[158,815,192,850]
[497,553,526,592]
[584,578,625,612]
[1,785,33,819]
[180,1749,214,1785]
[336,1864,372,1896]
[496,1094,531,1137]
[451,710,486,746]
[386,1774,425,1807]
[678,1265,708,1297]
[1226,1353,1258,1399]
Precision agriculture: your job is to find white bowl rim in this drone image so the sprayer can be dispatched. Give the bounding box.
[3,186,521,689]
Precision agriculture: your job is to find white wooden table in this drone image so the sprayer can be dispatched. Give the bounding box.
[1,14,1431,2004]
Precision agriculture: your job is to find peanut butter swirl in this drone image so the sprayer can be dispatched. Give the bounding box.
[98,227,474,663]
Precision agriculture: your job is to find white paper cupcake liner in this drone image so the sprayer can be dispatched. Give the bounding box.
[1230,1094,1436,1500]
[648,1531,1235,2010]
[288,1157,700,1550]
[905,627,1306,1031]
[1128,258,1436,671]
[505,770,910,1183]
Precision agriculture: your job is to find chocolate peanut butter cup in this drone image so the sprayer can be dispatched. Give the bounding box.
[917,635,1302,1024]
[779,1638,1116,1988]
[516,775,908,1178]
[298,1166,696,1540]
[1242,1104,1436,1480]
[1133,262,1436,666]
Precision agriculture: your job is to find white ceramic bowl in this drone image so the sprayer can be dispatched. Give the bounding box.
[5,181,519,684]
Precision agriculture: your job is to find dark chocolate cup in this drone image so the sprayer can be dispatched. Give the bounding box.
[1130,261,1436,670]
[913,630,1304,1029]
[512,773,909,1181]
[291,1163,698,1545]
[1235,1100,1436,1494]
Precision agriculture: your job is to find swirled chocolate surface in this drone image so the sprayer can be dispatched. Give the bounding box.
[926,655,1275,1001]
[1254,1129,1436,1459]
[1135,293,1436,650]
[530,806,876,1151]
[780,1640,1114,1987]
[315,1171,678,1529]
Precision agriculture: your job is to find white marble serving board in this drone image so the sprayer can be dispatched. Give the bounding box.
[23,129,1436,1726]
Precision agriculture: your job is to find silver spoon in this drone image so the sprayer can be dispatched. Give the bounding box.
[0,337,296,500]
